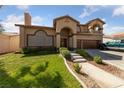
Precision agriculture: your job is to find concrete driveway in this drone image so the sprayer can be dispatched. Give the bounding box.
[86,49,124,70]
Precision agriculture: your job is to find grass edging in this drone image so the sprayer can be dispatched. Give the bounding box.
[60,54,87,88]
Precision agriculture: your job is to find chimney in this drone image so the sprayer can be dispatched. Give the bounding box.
[24,12,31,25]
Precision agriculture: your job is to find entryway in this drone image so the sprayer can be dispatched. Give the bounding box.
[61,38,68,47]
[60,27,73,48]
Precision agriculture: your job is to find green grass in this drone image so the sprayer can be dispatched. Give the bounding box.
[0,51,80,88]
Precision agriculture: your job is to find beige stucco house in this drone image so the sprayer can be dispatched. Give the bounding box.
[16,12,105,50]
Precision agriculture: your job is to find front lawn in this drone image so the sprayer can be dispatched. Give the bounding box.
[0,51,80,88]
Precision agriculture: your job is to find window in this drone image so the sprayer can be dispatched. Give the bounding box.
[77,26,80,32]
[94,26,99,31]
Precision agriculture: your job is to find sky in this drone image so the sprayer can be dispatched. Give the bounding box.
[0,5,124,35]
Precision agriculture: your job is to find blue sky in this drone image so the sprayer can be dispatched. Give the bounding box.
[0,5,124,35]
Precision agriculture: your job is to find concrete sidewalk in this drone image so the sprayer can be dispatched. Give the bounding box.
[80,63,124,88]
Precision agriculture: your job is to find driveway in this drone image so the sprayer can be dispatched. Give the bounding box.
[86,49,124,70]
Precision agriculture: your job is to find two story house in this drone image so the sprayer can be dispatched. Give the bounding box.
[15,12,105,50]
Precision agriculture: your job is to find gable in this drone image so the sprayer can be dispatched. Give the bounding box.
[53,15,79,27]
[87,18,105,25]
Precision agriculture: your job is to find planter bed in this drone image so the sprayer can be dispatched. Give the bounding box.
[66,60,100,88]
[89,61,124,80]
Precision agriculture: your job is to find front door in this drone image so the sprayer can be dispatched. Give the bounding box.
[61,38,67,47]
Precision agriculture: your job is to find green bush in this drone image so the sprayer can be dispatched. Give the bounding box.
[76,49,92,60]
[14,65,31,78]
[21,48,32,54]
[59,47,68,51]
[31,62,48,75]
[17,74,36,88]
[94,55,102,64]
[21,47,57,54]
[73,63,82,73]
[36,71,63,88]
[59,47,70,59]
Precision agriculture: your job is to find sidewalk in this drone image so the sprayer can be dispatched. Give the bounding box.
[80,62,124,88]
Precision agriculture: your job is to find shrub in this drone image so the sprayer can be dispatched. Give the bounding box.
[36,71,55,87]
[21,47,57,54]
[62,50,70,59]
[14,65,31,78]
[21,47,41,54]
[17,74,36,88]
[36,71,63,88]
[73,63,82,73]
[31,62,48,75]
[94,55,102,64]
[21,48,32,54]
[59,47,68,51]
[59,47,70,59]
[76,49,92,60]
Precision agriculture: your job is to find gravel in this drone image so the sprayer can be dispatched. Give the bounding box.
[67,60,100,88]
[89,61,124,80]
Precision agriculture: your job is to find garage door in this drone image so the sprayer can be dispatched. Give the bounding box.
[77,39,100,49]
[83,40,100,49]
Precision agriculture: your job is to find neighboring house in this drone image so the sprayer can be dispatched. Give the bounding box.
[103,32,124,43]
[103,36,114,43]
[0,32,19,54]
[15,12,105,50]
[112,33,124,43]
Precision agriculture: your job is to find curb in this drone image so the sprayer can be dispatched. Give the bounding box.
[60,54,87,88]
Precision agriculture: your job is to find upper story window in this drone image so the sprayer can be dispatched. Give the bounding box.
[77,26,80,32]
[94,26,99,31]
[88,26,93,32]
[93,24,103,32]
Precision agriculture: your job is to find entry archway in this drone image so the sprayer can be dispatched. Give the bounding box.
[60,27,73,48]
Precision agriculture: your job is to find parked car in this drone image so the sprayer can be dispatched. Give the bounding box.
[105,41,124,48]
[98,43,108,50]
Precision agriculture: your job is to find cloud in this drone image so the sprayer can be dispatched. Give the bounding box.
[16,5,29,10]
[110,26,124,30]
[1,14,43,33]
[32,16,43,25]
[101,18,106,22]
[1,14,24,33]
[113,6,124,16]
[79,6,99,19]
[104,25,124,35]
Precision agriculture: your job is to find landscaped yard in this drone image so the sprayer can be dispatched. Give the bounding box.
[0,51,80,88]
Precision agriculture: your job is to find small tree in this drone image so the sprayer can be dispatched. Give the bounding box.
[0,24,5,33]
[0,5,3,9]
[0,6,5,33]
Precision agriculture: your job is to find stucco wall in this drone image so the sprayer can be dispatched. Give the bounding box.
[55,18,78,33]
[76,34,103,40]
[0,34,19,54]
[80,25,88,33]
[20,27,56,48]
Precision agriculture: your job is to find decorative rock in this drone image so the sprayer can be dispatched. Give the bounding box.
[80,63,124,88]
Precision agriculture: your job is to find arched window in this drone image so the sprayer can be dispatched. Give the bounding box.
[94,26,99,31]
[93,24,101,32]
